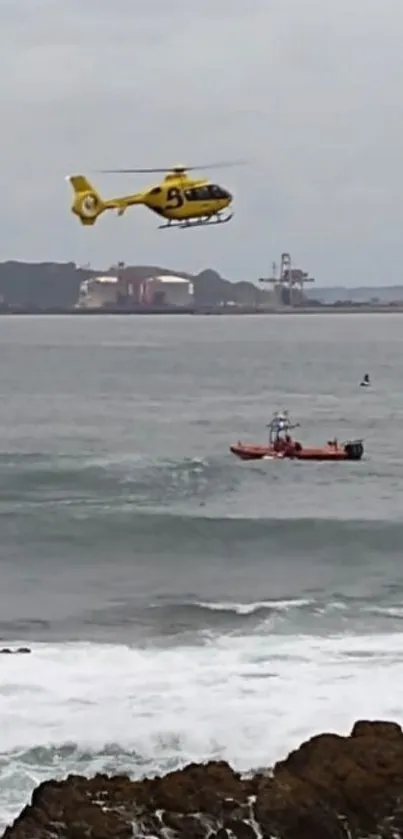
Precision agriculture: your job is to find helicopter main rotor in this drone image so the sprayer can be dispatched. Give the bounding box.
[97,160,247,175]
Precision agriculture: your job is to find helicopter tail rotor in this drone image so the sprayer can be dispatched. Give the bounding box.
[67,175,106,226]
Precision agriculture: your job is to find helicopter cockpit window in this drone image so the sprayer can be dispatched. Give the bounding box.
[184,185,222,201]
[209,184,230,199]
[184,187,204,201]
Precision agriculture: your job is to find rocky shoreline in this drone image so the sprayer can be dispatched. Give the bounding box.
[3,720,403,839]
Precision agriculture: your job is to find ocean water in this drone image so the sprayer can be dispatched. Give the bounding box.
[0,312,402,831]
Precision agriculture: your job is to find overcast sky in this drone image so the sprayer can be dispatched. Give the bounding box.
[1,0,402,285]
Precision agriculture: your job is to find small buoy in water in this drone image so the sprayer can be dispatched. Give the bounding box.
[360,373,370,387]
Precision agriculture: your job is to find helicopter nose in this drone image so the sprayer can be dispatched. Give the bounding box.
[224,189,232,201]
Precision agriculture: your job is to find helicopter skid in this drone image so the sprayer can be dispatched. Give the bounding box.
[158,213,233,230]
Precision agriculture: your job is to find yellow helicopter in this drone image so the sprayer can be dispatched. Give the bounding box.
[66,161,242,230]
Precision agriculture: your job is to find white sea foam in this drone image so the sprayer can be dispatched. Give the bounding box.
[0,631,402,830]
[196,598,312,614]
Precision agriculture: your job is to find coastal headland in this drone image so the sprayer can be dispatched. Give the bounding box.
[0,260,402,314]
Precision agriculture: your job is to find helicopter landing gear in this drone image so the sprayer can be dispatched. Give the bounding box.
[158,212,233,230]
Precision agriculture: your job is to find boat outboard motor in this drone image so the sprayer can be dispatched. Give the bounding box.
[343,440,364,460]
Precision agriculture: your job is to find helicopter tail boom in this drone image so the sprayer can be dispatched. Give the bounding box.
[67,175,145,224]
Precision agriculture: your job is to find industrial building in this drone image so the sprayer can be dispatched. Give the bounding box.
[76,275,119,308]
[76,271,194,309]
[140,275,194,307]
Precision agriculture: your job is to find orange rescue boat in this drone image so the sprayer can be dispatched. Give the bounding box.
[230,411,364,462]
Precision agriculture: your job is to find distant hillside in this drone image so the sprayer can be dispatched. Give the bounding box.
[190,270,269,306]
[0,261,272,308]
[88,265,271,306]
[0,261,80,308]
[1,261,401,309]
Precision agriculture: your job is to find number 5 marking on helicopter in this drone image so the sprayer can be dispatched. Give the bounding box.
[165,187,184,210]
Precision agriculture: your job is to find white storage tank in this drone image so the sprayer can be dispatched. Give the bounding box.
[141,275,194,307]
[76,276,119,308]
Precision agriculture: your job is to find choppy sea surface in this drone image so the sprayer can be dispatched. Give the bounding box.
[0,313,402,830]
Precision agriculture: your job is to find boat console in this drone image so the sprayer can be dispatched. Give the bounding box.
[343,440,364,460]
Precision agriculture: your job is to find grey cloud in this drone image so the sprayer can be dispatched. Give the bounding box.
[0,0,402,284]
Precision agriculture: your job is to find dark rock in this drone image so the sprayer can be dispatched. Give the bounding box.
[4,720,403,839]
[223,818,257,839]
[0,647,31,655]
[351,720,402,740]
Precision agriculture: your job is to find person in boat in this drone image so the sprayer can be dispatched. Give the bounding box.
[360,373,370,387]
[283,432,296,454]
[268,412,299,451]
[268,413,286,450]
[275,414,287,450]
[327,437,338,449]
